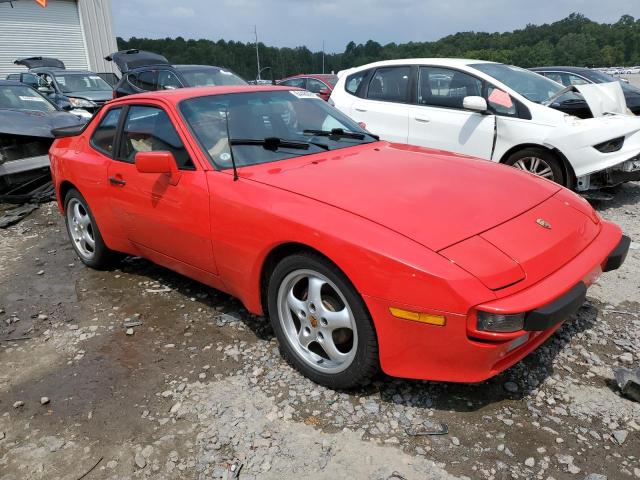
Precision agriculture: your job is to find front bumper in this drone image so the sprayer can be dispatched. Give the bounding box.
[366,226,629,383]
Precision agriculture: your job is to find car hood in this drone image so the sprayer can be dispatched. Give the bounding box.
[574,82,628,117]
[65,90,112,102]
[243,142,561,251]
[0,109,83,138]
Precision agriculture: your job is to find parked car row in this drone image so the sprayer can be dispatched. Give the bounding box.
[330,59,640,193]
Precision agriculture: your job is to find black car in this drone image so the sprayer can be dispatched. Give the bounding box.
[106,49,247,98]
[11,57,113,115]
[531,66,640,116]
[0,80,83,199]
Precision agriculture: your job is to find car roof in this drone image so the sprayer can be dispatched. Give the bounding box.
[282,74,337,79]
[107,85,295,106]
[348,58,496,70]
[530,66,591,73]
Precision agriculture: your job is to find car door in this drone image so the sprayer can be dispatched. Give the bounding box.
[106,103,217,273]
[407,66,494,159]
[350,66,410,143]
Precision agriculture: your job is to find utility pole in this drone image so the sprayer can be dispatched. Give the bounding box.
[254,25,261,80]
[322,40,325,74]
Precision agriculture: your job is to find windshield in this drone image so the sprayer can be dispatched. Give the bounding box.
[472,63,565,103]
[180,68,247,87]
[0,85,57,113]
[180,90,374,169]
[54,73,111,93]
[586,70,640,94]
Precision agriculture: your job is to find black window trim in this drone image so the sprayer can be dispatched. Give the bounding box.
[414,64,531,120]
[364,65,413,104]
[113,102,196,170]
[89,105,125,158]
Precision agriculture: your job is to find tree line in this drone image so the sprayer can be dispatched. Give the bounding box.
[117,13,640,81]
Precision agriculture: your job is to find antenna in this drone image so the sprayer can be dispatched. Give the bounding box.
[224,106,238,181]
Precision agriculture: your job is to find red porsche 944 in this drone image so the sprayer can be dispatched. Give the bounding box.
[49,85,629,389]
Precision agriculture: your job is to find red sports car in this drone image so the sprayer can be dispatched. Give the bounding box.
[50,85,630,389]
[278,74,337,101]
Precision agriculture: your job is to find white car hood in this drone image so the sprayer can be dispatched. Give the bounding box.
[574,82,628,117]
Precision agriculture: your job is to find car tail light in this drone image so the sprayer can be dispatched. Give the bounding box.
[477,311,524,333]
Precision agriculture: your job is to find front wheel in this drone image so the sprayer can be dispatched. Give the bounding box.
[504,148,566,186]
[267,253,379,389]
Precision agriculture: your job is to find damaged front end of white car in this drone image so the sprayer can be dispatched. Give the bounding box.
[545,82,640,193]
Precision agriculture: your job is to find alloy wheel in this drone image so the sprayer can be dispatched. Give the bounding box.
[277,269,358,374]
[512,156,555,180]
[66,198,96,260]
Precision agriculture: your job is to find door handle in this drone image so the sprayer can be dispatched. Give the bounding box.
[108,176,126,186]
[414,117,430,123]
[354,107,367,112]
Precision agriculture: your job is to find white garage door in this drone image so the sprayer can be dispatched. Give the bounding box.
[0,0,89,78]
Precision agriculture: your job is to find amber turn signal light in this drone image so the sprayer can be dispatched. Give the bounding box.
[389,307,446,326]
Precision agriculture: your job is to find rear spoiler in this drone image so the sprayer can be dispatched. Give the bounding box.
[51,123,89,139]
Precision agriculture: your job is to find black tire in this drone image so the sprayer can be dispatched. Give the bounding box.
[64,189,120,269]
[504,147,567,187]
[267,252,379,389]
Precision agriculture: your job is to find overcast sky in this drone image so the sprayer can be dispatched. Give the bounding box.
[110,0,638,52]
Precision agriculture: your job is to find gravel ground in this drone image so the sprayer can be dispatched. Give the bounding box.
[0,182,639,480]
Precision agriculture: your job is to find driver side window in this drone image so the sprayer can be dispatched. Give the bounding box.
[118,105,195,170]
[418,67,482,109]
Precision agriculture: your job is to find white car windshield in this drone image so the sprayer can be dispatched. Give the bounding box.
[472,63,566,103]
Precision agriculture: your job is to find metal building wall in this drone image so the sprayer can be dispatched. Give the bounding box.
[0,0,118,78]
[77,0,118,74]
[0,0,88,78]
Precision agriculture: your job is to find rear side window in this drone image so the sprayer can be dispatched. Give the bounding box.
[90,107,122,156]
[128,70,156,91]
[118,105,194,170]
[345,70,366,96]
[280,78,305,88]
[367,66,410,103]
[418,67,482,109]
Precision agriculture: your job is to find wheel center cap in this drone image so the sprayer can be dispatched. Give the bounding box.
[309,315,318,328]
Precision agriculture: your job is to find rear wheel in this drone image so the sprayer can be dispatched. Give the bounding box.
[64,189,119,269]
[267,253,379,389]
[504,148,566,186]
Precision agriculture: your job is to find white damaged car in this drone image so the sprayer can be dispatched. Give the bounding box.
[330,59,640,192]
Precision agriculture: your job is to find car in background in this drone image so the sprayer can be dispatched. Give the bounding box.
[531,66,640,115]
[106,49,246,98]
[0,80,83,200]
[330,59,640,193]
[12,57,113,116]
[278,74,337,101]
[50,84,629,388]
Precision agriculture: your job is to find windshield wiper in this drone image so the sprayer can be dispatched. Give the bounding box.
[230,137,329,151]
[303,128,379,141]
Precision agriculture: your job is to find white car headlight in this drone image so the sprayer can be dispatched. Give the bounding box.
[68,97,96,108]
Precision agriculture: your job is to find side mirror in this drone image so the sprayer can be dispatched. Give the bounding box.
[135,151,181,185]
[318,88,330,96]
[463,96,489,113]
